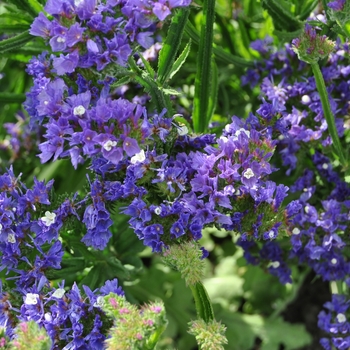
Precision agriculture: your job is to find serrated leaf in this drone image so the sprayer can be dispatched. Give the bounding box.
[169,40,191,80]
[0,31,33,54]
[158,7,190,85]
[110,75,132,89]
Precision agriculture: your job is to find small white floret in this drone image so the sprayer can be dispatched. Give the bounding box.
[301,95,311,104]
[41,211,56,227]
[7,234,16,243]
[73,105,86,116]
[103,140,117,151]
[177,125,188,136]
[130,150,146,164]
[154,206,162,215]
[243,168,255,179]
[25,293,39,305]
[52,288,65,298]
[337,313,346,323]
[292,228,300,235]
[270,261,280,269]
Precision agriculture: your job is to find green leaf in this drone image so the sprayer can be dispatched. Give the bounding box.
[157,7,190,85]
[0,24,30,33]
[0,92,26,103]
[262,0,302,32]
[2,0,39,18]
[110,75,132,89]
[273,28,303,41]
[138,52,156,79]
[161,88,181,96]
[298,0,318,20]
[192,0,216,133]
[184,21,254,68]
[0,31,33,54]
[190,282,215,322]
[128,56,173,116]
[168,40,191,80]
[207,59,218,126]
[216,310,311,350]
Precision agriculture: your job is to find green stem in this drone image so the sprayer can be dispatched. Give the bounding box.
[192,0,216,133]
[311,62,347,168]
[190,282,214,322]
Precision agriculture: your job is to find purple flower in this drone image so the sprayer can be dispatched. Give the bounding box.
[327,0,346,11]
[29,13,52,38]
[52,50,79,75]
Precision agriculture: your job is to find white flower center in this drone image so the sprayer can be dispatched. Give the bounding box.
[337,313,346,323]
[305,206,309,214]
[177,125,188,136]
[130,150,146,164]
[154,207,162,215]
[322,163,329,170]
[243,168,255,179]
[8,234,16,243]
[268,230,275,239]
[103,140,117,151]
[0,223,2,233]
[73,105,86,116]
[292,228,300,235]
[75,0,84,6]
[41,211,56,227]
[301,95,311,104]
[94,296,105,308]
[235,128,250,138]
[270,261,280,268]
[57,37,65,43]
[52,288,65,298]
[331,258,337,265]
[25,293,39,305]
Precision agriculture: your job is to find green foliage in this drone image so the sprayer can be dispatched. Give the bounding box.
[192,0,217,133]
[157,7,190,85]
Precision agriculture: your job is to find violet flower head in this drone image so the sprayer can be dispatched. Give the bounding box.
[327,0,346,11]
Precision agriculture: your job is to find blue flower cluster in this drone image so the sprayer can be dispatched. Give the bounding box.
[243,39,350,175]
[318,294,350,350]
[0,166,124,347]
[241,27,350,348]
[29,0,190,75]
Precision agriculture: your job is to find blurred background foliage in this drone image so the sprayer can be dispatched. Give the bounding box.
[0,0,331,349]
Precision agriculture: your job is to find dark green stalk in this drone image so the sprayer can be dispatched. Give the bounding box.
[311,62,346,167]
[192,0,216,133]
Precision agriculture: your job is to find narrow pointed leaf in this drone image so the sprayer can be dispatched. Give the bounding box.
[193,0,216,133]
[261,0,302,31]
[169,40,191,80]
[138,53,156,79]
[158,7,190,85]
[185,21,254,68]
[0,31,33,54]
